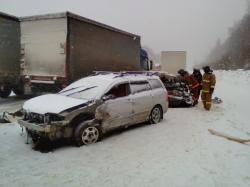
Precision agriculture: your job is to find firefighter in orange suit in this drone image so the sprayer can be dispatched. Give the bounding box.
[201,66,216,110]
[178,69,200,106]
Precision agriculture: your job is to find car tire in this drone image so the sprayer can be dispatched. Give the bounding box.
[0,86,11,98]
[74,121,102,146]
[149,105,163,124]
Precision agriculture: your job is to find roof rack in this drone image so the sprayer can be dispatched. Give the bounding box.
[93,71,159,77]
[93,71,120,75]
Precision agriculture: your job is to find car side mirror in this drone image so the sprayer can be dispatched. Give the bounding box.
[102,94,115,101]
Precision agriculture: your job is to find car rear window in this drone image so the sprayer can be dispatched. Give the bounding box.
[148,79,163,89]
[130,81,151,93]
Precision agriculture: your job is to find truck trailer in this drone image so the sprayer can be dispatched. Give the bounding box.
[161,51,187,74]
[0,12,21,98]
[20,12,142,95]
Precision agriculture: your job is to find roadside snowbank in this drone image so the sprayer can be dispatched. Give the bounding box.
[0,70,250,187]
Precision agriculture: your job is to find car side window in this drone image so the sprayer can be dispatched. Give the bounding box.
[148,79,163,89]
[105,83,130,99]
[130,81,151,94]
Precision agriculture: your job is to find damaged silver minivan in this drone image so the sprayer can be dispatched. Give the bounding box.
[18,72,168,146]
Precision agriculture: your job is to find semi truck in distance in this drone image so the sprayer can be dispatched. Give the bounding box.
[161,51,187,74]
[0,12,22,98]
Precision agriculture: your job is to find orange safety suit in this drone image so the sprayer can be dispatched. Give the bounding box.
[201,72,216,110]
[184,74,200,105]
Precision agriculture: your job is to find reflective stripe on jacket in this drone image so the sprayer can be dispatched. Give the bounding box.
[184,74,199,91]
[192,83,199,89]
[202,73,216,93]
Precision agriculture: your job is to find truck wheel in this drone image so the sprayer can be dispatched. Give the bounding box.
[12,87,24,96]
[0,86,11,98]
[74,121,101,146]
[149,105,163,124]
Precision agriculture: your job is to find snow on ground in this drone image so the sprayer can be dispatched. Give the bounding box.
[0,95,25,113]
[0,70,250,187]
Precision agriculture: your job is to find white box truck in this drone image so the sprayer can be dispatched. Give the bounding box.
[161,51,187,74]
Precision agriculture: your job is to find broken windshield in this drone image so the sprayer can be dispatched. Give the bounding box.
[58,85,88,94]
[58,86,100,100]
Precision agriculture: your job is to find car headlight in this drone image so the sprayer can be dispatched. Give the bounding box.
[44,114,50,124]
[44,113,65,124]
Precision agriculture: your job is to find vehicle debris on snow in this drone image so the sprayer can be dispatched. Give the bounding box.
[208,129,250,144]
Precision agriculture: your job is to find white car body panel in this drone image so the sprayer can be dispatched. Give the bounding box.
[96,96,133,131]
[130,90,153,123]
[151,87,168,113]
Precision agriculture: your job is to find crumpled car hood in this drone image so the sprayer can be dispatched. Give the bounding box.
[23,94,88,114]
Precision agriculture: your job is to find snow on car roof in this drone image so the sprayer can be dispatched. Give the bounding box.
[125,74,160,81]
[65,73,160,90]
[63,74,116,90]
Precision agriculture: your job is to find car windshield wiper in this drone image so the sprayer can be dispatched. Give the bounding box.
[66,86,97,96]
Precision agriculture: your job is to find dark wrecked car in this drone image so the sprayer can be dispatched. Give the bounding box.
[18,72,168,146]
[156,72,193,107]
[164,81,192,107]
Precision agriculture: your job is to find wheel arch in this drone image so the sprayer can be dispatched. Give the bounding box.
[69,112,95,129]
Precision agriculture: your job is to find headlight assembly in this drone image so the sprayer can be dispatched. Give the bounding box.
[44,114,50,124]
[44,113,65,124]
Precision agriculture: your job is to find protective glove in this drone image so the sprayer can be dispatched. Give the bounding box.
[210,88,214,94]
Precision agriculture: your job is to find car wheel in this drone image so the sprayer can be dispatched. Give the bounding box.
[0,86,11,98]
[74,121,101,146]
[149,105,163,124]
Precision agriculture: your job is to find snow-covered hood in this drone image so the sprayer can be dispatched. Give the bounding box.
[23,94,89,114]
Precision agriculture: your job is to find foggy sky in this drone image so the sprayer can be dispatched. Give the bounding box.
[0,0,247,67]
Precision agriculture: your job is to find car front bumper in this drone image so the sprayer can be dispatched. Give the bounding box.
[18,119,68,133]
[18,119,52,133]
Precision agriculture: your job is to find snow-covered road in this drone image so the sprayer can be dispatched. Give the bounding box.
[0,70,250,187]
